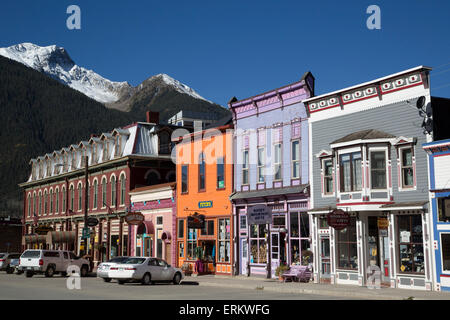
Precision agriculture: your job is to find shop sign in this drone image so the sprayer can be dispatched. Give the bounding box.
[35,225,53,235]
[81,227,90,239]
[248,205,272,225]
[327,209,350,230]
[125,212,145,225]
[377,217,389,229]
[198,201,213,208]
[87,217,99,227]
[187,212,205,229]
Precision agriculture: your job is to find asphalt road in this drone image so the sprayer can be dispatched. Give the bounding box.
[0,272,353,300]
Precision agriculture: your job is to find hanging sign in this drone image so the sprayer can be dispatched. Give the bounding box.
[187,212,205,229]
[87,217,99,227]
[377,217,389,229]
[248,205,272,225]
[327,209,350,230]
[35,225,53,235]
[125,212,145,225]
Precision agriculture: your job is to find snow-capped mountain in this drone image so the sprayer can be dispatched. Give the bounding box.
[0,43,211,105]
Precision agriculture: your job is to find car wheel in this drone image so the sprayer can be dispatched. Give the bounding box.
[25,271,34,278]
[45,266,55,278]
[118,280,126,285]
[6,266,14,274]
[103,278,112,283]
[80,265,89,277]
[173,273,181,285]
[16,270,23,275]
[141,273,151,285]
[61,272,67,277]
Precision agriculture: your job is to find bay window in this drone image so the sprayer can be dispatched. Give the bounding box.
[370,151,387,189]
[340,152,362,192]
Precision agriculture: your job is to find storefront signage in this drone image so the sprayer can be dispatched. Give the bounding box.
[187,212,205,229]
[81,227,90,239]
[327,209,350,230]
[125,212,145,225]
[248,205,272,225]
[35,225,53,235]
[198,201,213,208]
[377,217,389,229]
[87,217,99,227]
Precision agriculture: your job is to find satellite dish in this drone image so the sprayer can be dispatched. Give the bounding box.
[425,103,432,118]
[416,96,426,110]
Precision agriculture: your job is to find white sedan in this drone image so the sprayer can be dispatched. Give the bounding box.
[108,257,184,285]
[97,256,130,282]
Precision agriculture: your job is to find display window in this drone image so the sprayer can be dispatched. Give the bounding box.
[218,218,230,263]
[397,214,424,274]
[336,217,358,270]
[250,224,267,264]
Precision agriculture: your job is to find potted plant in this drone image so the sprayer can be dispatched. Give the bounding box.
[275,264,289,281]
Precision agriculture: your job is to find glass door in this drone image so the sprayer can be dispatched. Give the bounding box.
[320,237,331,279]
[271,232,279,278]
[240,238,248,275]
[379,231,390,284]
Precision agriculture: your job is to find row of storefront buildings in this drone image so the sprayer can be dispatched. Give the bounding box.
[19,65,450,292]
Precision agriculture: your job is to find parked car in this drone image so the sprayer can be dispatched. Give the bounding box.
[108,257,184,285]
[18,250,90,278]
[0,253,21,274]
[9,256,23,274]
[97,256,130,282]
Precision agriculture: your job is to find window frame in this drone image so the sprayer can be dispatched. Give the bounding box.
[336,217,358,270]
[181,165,189,194]
[242,149,249,185]
[249,224,267,265]
[399,146,415,190]
[273,143,283,181]
[291,139,300,179]
[339,151,362,193]
[198,153,206,192]
[369,148,388,190]
[397,214,424,275]
[322,157,334,196]
[257,147,265,183]
[217,157,225,190]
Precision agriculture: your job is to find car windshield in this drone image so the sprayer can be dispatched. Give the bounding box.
[108,257,129,263]
[21,250,41,258]
[123,258,146,264]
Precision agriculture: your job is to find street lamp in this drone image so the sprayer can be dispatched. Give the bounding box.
[56,156,89,256]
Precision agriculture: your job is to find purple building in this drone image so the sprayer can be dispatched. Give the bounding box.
[229,72,314,278]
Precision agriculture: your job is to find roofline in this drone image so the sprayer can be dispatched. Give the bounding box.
[303,66,432,104]
[172,124,233,143]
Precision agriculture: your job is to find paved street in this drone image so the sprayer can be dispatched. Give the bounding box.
[0,273,354,300]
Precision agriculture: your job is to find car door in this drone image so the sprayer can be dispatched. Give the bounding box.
[61,251,70,272]
[147,258,162,280]
[158,259,172,281]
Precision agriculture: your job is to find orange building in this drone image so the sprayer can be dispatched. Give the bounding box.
[173,117,234,275]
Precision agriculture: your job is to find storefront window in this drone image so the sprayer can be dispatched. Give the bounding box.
[398,215,424,274]
[441,234,450,271]
[201,220,215,236]
[290,212,311,265]
[179,242,185,258]
[336,217,358,270]
[438,197,450,222]
[187,228,197,260]
[250,224,267,264]
[218,218,230,262]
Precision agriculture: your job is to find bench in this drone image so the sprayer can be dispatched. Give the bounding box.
[281,265,312,283]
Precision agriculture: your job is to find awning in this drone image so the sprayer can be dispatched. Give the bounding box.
[22,234,47,245]
[161,231,171,242]
[46,231,76,245]
[137,221,154,235]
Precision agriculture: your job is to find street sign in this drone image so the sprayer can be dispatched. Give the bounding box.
[248,205,272,225]
[82,227,90,239]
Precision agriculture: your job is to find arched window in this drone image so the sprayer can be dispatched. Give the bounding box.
[44,191,48,215]
[111,176,116,207]
[70,185,74,211]
[33,193,36,216]
[55,189,59,214]
[27,194,31,217]
[62,187,66,213]
[102,178,107,207]
[93,180,98,209]
[198,153,206,191]
[120,175,126,206]
[38,191,42,216]
[78,183,82,211]
[49,190,53,214]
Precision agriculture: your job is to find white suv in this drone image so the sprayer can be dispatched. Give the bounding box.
[18,250,90,278]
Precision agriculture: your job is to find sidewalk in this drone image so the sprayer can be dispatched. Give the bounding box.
[186,275,450,300]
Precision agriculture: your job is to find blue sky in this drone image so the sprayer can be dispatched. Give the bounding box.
[1,0,450,106]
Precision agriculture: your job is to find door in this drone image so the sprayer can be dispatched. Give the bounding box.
[379,231,391,284]
[271,232,279,278]
[158,259,171,280]
[144,237,152,257]
[165,243,171,265]
[148,258,162,280]
[320,237,331,279]
[240,238,248,275]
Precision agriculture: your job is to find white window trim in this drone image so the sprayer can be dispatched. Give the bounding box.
[321,157,335,198]
[368,146,389,192]
[257,147,265,183]
[291,139,301,179]
[273,143,283,182]
[156,215,164,227]
[242,149,249,185]
[337,147,363,194]
[398,145,417,192]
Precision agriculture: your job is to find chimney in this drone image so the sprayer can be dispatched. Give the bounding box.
[146,111,159,124]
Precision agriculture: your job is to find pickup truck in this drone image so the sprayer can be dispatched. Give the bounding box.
[18,249,90,278]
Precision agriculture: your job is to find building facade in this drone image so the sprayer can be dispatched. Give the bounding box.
[305,66,434,290]
[174,118,234,275]
[423,139,450,291]
[129,182,176,265]
[20,112,181,266]
[229,72,315,278]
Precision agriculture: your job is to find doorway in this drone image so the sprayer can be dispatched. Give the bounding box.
[319,236,331,281]
[240,238,248,275]
[271,232,286,278]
